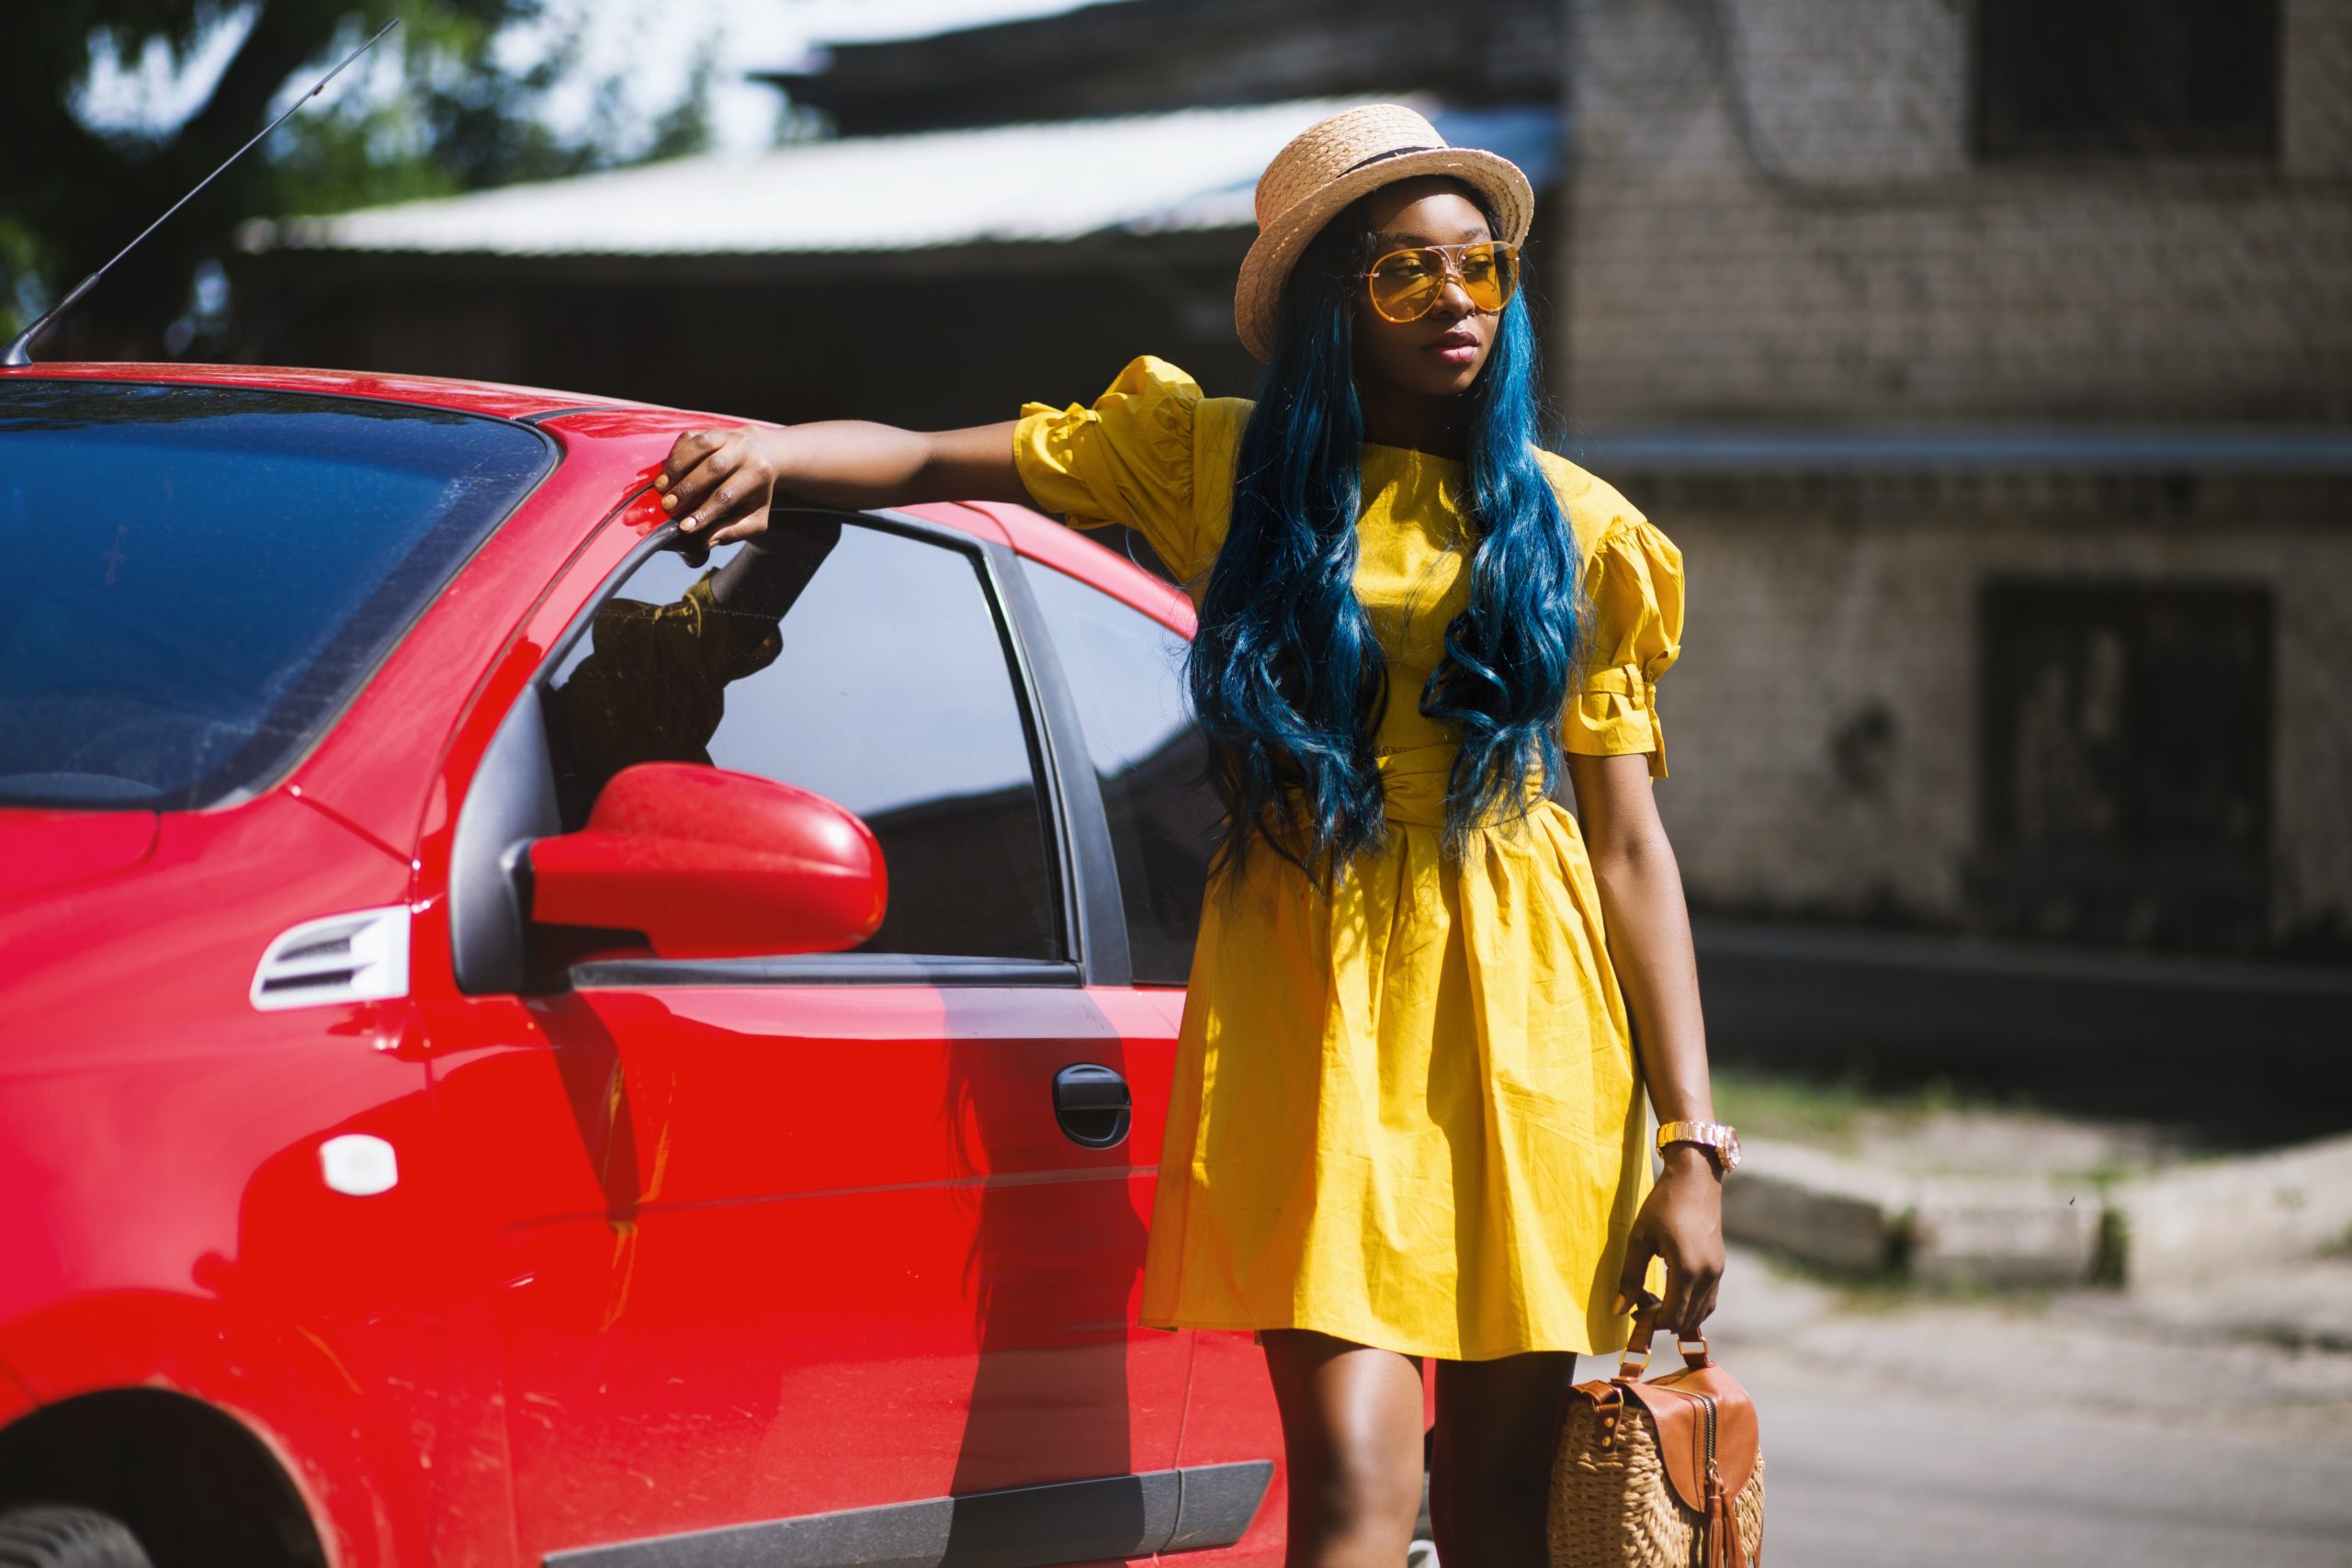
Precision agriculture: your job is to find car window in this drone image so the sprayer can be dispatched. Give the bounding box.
[0,379,549,810]
[540,519,1063,962]
[1019,559,1216,985]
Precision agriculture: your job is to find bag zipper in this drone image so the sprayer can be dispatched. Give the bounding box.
[1649,1382,1719,1477]
[1682,1387,1736,1566]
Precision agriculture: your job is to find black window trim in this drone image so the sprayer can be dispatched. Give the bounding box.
[540,1459,1274,1568]
[574,954,1085,988]
[981,534,1133,988]
[465,502,1128,991]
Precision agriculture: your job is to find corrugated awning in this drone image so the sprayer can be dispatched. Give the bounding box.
[241,97,1559,258]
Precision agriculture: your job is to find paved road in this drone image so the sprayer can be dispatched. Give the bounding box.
[1657,1247,2352,1567]
[1735,1348,2352,1566]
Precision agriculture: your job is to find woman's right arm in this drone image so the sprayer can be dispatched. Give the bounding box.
[654,419,1031,545]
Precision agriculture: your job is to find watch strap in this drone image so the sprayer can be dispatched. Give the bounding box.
[1657,1119,1738,1173]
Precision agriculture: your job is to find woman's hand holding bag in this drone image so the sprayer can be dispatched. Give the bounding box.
[1617,1145,1727,1338]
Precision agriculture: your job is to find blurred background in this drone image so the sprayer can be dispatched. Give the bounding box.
[6,5,2350,1558]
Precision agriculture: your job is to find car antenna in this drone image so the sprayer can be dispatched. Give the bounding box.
[2,18,399,368]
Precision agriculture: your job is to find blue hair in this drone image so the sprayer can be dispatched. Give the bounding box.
[1188,186,1585,893]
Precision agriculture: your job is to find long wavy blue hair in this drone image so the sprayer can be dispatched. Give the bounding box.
[1187,184,1586,894]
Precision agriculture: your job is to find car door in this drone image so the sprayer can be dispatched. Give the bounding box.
[1011,554,1290,1566]
[431,510,1201,1566]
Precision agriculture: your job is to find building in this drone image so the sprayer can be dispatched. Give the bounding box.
[1550,0,2351,972]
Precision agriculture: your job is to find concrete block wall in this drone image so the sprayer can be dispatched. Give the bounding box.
[1608,477,2352,950]
[1558,0,2352,423]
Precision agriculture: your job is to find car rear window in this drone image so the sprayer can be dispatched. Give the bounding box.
[0,379,551,810]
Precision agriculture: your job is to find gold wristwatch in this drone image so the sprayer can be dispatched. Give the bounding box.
[1657,1119,1742,1176]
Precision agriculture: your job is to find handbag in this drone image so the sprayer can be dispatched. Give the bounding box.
[1547,1299,1766,1568]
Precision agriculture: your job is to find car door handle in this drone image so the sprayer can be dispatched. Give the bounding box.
[1053,1063,1132,1148]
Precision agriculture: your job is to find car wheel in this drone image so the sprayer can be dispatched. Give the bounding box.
[0,1506,153,1568]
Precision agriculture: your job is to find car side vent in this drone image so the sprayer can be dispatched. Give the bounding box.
[251,906,412,1012]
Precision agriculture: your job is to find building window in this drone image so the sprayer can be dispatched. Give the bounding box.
[1971,579,2272,951]
[1973,0,2280,161]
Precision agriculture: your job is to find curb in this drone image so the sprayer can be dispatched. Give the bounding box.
[1722,1131,2352,1290]
[2109,1134,2352,1288]
[1718,1138,1909,1275]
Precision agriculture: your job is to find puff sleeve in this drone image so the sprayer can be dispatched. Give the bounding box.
[1011,354,1204,580]
[1562,515,1686,779]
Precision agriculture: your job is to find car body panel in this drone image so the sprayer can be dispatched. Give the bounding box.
[0,789,434,1565]
[0,810,160,902]
[0,1362,32,1427]
[420,982,1187,1559]
[960,502,1194,638]
[1171,1331,1288,1568]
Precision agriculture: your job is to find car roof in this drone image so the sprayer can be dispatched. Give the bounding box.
[0,360,638,422]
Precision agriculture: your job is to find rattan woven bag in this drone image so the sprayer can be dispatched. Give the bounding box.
[1548,1302,1766,1568]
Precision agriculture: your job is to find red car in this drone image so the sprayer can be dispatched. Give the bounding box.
[0,363,1329,1567]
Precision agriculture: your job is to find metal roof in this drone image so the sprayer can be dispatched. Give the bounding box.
[242,98,1561,259]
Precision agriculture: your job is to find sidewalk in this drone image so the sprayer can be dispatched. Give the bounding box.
[1717,1105,2352,1312]
[1702,1244,2352,1432]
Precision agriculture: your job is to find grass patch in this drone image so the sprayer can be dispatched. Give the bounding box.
[1710,1064,2043,1152]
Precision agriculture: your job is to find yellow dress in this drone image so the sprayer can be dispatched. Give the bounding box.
[1012,355,1683,1360]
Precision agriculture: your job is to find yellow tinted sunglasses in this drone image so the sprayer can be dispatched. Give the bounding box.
[1362,240,1521,323]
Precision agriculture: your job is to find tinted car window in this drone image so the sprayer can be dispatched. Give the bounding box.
[1020,559,1216,985]
[0,379,549,810]
[542,520,1063,961]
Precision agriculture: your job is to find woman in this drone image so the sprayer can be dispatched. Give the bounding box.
[655,105,1732,1568]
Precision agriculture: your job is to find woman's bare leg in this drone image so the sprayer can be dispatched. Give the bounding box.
[1260,1328,1428,1568]
[1428,1350,1577,1568]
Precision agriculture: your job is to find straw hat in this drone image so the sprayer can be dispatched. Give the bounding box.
[1233,103,1536,363]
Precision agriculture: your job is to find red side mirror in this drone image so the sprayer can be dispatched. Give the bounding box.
[528,762,886,959]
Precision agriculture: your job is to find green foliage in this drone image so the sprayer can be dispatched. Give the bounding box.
[0,0,710,354]
[1710,1063,2047,1154]
[0,221,41,338]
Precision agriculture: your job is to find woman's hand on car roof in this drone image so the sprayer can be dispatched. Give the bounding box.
[656,419,1031,544]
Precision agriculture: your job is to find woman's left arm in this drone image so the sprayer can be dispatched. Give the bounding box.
[1565,750,1726,1338]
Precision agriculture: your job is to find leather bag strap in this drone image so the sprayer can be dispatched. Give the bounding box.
[1617,1297,1712,1379]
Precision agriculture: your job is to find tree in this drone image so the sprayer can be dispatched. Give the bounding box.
[0,1,709,361]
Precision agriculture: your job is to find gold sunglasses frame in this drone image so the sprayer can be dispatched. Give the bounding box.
[1360,240,1522,323]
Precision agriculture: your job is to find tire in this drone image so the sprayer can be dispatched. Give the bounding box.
[0,1506,153,1568]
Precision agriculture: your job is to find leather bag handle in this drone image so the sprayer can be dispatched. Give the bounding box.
[1617,1295,1712,1380]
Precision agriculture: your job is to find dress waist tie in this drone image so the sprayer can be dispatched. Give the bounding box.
[1276,743,1552,832]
